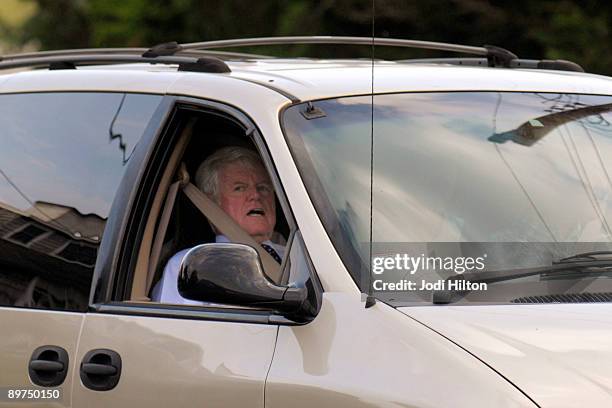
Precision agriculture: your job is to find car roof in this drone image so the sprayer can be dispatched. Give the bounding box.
[2,58,612,103]
[229,59,612,100]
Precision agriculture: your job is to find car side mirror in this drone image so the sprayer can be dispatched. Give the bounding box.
[177,243,306,313]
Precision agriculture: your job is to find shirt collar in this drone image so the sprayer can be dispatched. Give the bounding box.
[215,234,273,246]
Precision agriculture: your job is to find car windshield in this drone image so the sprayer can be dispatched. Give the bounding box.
[283,92,612,305]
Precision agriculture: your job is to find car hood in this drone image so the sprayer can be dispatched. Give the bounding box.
[398,303,612,408]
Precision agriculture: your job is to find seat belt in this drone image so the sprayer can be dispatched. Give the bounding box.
[131,120,194,301]
[182,182,282,283]
[145,165,189,295]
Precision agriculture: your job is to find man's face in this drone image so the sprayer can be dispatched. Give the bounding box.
[217,161,276,243]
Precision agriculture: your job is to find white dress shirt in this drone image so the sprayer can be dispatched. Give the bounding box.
[151,235,285,305]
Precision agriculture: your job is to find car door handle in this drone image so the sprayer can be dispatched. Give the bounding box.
[28,345,69,387]
[29,360,64,372]
[80,349,122,391]
[81,363,117,376]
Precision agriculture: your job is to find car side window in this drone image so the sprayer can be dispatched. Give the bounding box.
[0,92,162,311]
[122,105,299,308]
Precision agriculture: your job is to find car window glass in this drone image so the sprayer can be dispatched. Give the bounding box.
[137,110,294,308]
[283,92,612,304]
[0,92,162,311]
[370,92,612,241]
[283,97,373,287]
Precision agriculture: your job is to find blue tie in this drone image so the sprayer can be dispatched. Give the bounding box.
[261,243,282,264]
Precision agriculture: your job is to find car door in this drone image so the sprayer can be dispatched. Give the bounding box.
[70,98,288,408]
[0,91,163,406]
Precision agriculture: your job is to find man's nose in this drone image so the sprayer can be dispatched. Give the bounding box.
[247,186,262,200]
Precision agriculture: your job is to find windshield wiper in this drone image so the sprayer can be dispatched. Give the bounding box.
[455,258,612,284]
[556,250,612,263]
[433,255,612,304]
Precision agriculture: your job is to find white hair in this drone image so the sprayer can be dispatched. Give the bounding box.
[194,146,266,202]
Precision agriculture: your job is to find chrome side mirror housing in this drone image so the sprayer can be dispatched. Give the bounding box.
[178,243,306,314]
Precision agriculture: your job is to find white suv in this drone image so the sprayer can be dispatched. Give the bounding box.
[1,37,611,407]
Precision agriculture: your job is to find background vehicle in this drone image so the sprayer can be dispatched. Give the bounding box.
[0,37,611,407]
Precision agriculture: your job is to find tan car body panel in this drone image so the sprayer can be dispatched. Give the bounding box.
[0,308,83,408]
[402,304,612,407]
[71,313,278,408]
[266,293,535,408]
[5,62,612,102]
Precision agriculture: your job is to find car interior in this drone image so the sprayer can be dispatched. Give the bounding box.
[129,109,290,303]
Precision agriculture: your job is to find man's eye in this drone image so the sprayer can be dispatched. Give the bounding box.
[257,185,272,194]
[234,185,246,192]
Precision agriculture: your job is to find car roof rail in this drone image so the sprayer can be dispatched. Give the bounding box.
[0,47,271,61]
[0,53,231,73]
[0,36,585,73]
[177,36,511,67]
[179,36,487,54]
[172,36,584,71]
[402,57,585,73]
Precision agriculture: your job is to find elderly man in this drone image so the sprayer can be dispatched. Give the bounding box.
[151,146,284,305]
